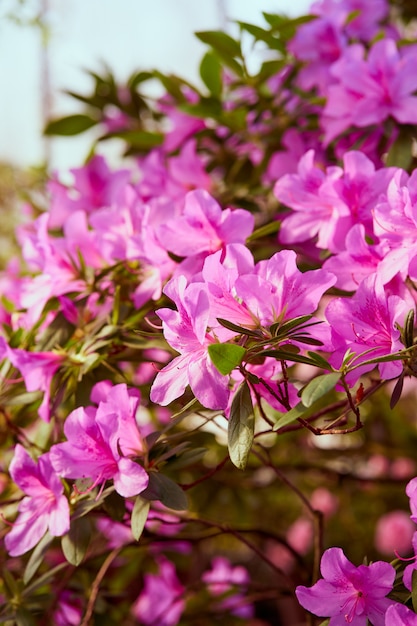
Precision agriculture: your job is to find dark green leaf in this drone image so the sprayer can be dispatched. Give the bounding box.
[412,569,417,613]
[196,30,241,58]
[300,373,341,408]
[390,373,404,409]
[103,491,126,522]
[200,51,222,98]
[141,473,188,511]
[15,607,36,626]
[259,349,319,367]
[247,220,280,242]
[128,71,153,90]
[2,567,18,597]
[208,343,246,375]
[44,114,97,136]
[167,447,207,470]
[195,31,244,77]
[386,126,414,170]
[61,517,91,566]
[404,308,415,348]
[306,351,332,370]
[131,496,150,541]
[216,318,260,338]
[228,381,254,470]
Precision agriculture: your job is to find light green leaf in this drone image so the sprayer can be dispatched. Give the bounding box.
[300,373,341,408]
[208,343,246,375]
[228,381,254,470]
[272,402,308,430]
[131,496,150,541]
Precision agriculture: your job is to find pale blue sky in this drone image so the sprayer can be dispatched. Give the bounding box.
[1,0,312,169]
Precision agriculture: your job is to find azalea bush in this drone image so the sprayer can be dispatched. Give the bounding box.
[3,0,417,624]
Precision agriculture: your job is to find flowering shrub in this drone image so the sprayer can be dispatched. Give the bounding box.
[3,0,417,624]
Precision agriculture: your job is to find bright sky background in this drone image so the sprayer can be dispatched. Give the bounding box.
[0,0,312,170]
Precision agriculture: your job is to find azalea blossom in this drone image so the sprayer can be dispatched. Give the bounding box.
[132,557,185,626]
[296,547,398,625]
[326,273,409,384]
[50,383,149,497]
[5,445,70,556]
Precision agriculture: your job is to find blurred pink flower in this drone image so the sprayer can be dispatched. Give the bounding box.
[374,511,415,556]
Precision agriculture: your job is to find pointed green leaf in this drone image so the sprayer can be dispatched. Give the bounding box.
[216,318,260,338]
[272,402,308,430]
[195,30,241,58]
[131,496,150,541]
[208,343,246,375]
[141,473,188,511]
[23,531,53,585]
[306,351,332,370]
[200,51,222,97]
[300,372,341,408]
[61,517,91,566]
[228,381,254,470]
[44,114,97,136]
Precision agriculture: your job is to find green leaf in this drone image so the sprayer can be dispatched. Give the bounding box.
[195,31,244,77]
[272,402,308,430]
[196,30,241,58]
[23,563,67,597]
[103,490,126,522]
[228,381,254,470]
[23,532,53,585]
[412,568,417,613]
[131,496,150,541]
[259,349,319,367]
[386,126,414,170]
[247,220,280,241]
[200,51,222,98]
[208,343,246,375]
[61,517,91,566]
[216,318,260,338]
[44,114,97,136]
[141,473,188,511]
[101,130,163,150]
[390,373,404,409]
[300,372,341,408]
[306,351,332,370]
[15,607,36,626]
[2,567,18,597]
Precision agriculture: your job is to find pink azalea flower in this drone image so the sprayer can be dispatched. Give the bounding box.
[50,383,148,497]
[325,273,409,384]
[406,477,417,524]
[47,155,131,229]
[373,169,417,284]
[374,511,415,557]
[5,445,70,556]
[150,275,230,409]
[156,189,254,258]
[385,604,417,625]
[322,39,417,144]
[275,150,395,253]
[235,249,336,328]
[401,531,417,591]
[296,547,398,625]
[7,348,65,422]
[132,557,185,626]
[202,556,254,619]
